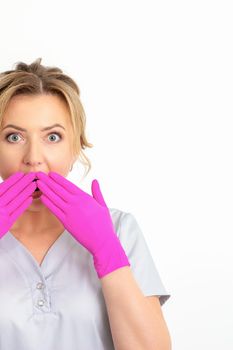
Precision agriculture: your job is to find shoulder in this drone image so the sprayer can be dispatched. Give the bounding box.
[108,207,149,251]
[108,207,134,238]
[108,207,125,219]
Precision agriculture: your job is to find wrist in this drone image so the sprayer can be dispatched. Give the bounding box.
[92,233,130,279]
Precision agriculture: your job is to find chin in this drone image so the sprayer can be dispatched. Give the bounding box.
[27,198,45,210]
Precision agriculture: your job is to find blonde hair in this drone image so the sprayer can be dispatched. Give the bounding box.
[0,57,93,179]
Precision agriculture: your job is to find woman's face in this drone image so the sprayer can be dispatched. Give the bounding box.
[0,93,76,210]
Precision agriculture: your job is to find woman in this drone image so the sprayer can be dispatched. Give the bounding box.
[0,58,171,349]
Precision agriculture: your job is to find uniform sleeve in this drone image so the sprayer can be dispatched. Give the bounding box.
[117,211,171,306]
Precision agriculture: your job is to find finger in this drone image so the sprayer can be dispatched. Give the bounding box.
[36,180,67,211]
[48,171,85,196]
[39,193,66,223]
[91,179,107,207]
[36,172,73,203]
[7,181,37,215]
[1,172,36,206]
[0,172,25,196]
[8,195,34,226]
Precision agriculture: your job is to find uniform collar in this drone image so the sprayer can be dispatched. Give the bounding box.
[0,230,77,282]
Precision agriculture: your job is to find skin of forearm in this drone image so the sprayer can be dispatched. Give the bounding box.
[100,266,172,350]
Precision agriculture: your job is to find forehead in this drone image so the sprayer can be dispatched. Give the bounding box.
[2,94,71,127]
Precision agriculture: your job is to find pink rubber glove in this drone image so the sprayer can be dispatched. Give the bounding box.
[0,171,37,239]
[35,171,130,279]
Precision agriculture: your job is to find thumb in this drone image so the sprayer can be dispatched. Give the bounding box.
[91,179,107,207]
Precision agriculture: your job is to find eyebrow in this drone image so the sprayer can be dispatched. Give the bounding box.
[1,123,66,131]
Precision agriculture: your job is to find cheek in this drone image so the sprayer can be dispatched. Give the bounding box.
[47,150,72,165]
[0,148,18,160]
[0,154,21,180]
[46,154,72,175]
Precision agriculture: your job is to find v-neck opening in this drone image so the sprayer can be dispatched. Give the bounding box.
[0,229,77,280]
[8,229,67,268]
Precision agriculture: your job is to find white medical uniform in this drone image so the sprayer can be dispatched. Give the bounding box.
[0,207,171,350]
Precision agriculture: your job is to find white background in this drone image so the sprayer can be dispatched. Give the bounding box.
[1,1,232,349]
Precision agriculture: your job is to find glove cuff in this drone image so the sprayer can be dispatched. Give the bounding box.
[92,233,131,279]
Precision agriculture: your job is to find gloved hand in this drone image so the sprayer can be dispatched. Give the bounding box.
[0,171,37,239]
[35,171,130,279]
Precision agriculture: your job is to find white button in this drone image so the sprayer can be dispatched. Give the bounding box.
[36,282,44,289]
[37,299,45,307]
